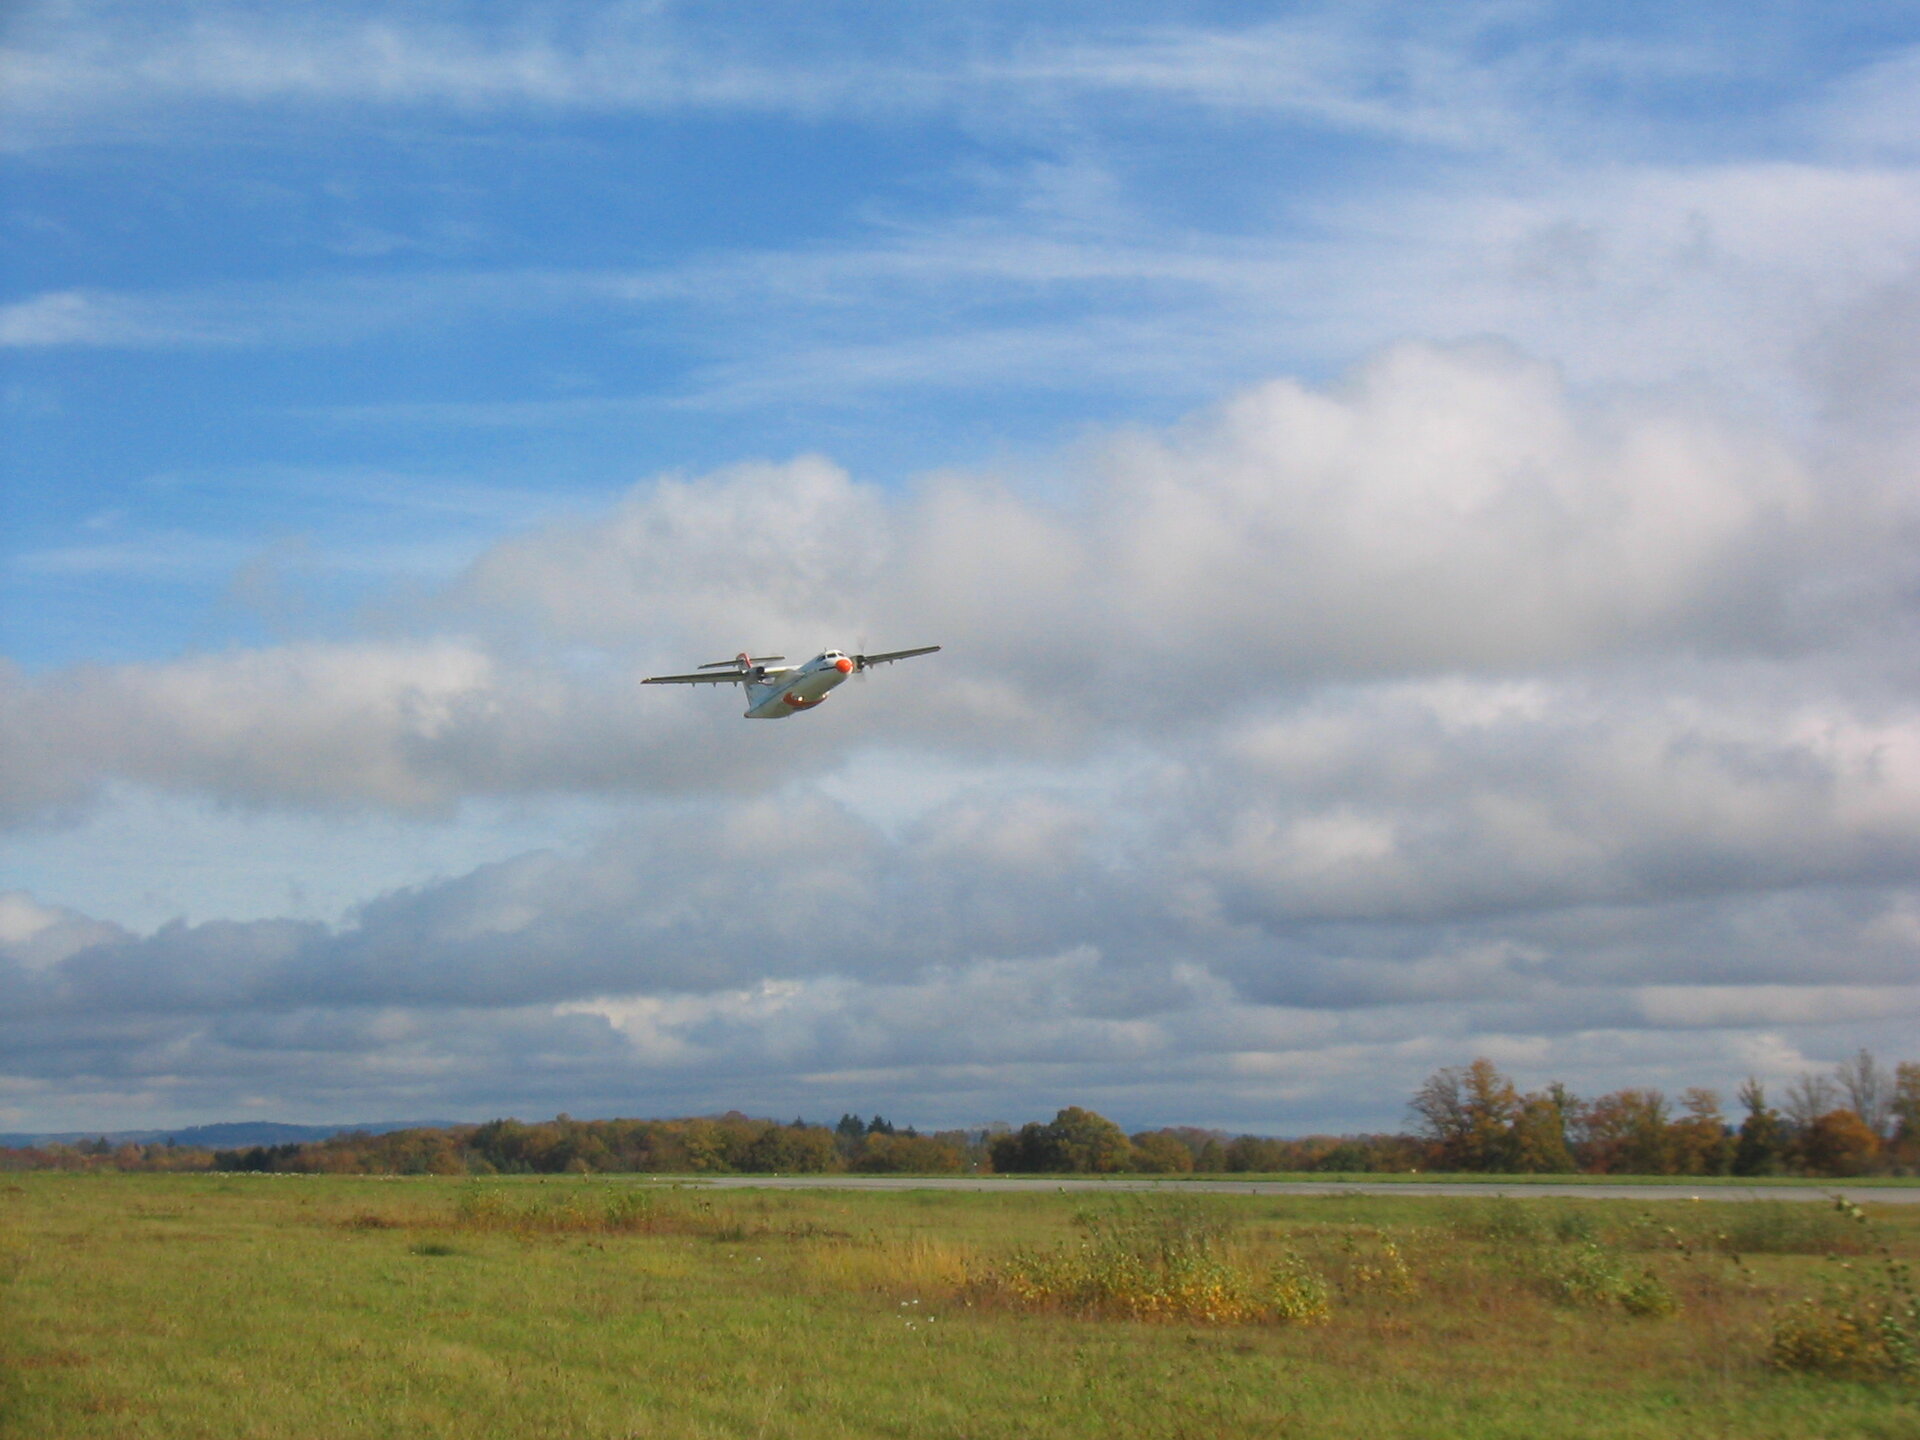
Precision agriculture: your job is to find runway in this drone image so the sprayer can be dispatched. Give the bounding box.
[679,1174,1920,1203]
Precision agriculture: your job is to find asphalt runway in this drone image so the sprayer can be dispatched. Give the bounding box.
[681,1174,1920,1204]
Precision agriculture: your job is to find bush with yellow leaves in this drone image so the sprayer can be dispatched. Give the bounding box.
[981,1201,1330,1325]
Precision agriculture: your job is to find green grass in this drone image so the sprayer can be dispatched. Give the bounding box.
[1066,1171,1920,1188]
[2,1174,1916,1438]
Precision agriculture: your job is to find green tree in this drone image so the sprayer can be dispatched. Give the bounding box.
[1048,1107,1133,1172]
[987,1122,1050,1173]
[1509,1088,1577,1173]
[1733,1078,1786,1177]
[1129,1131,1196,1174]
[986,1107,1132,1172]
[1223,1135,1288,1172]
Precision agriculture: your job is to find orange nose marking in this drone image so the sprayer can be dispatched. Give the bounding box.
[835,656,853,673]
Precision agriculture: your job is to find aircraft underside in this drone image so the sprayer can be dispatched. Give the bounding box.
[743,669,847,718]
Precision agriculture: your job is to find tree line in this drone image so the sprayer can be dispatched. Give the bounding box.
[1405,1050,1920,1178]
[4,1050,1915,1177]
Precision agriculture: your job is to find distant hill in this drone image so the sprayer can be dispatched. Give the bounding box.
[0,1120,459,1150]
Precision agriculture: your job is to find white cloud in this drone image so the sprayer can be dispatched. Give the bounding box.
[9,1,1920,1132]
[0,289,243,347]
[3,341,1911,835]
[0,642,499,816]
[0,891,120,971]
[1817,43,1920,159]
[1636,985,1920,1028]
[454,455,887,647]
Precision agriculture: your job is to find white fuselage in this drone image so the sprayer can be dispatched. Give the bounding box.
[743,651,856,718]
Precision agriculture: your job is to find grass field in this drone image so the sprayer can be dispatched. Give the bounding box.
[1157,1172,1920,1188]
[2,1174,1915,1439]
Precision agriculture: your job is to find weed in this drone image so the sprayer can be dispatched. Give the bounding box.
[1709,1200,1868,1256]
[1463,1197,1542,1244]
[341,1210,405,1230]
[1333,1228,1418,1297]
[1619,1268,1680,1318]
[409,1240,462,1258]
[1767,1199,1918,1382]
[1549,1207,1599,1245]
[1264,1253,1334,1324]
[980,1201,1330,1325]
[452,1184,661,1235]
[1527,1240,1677,1318]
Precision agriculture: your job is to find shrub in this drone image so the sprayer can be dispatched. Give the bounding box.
[1618,1268,1680,1318]
[1768,1199,1918,1382]
[1548,1208,1599,1245]
[1265,1254,1334,1324]
[1334,1229,1418,1297]
[1769,1297,1912,1378]
[981,1202,1329,1325]
[1527,1238,1677,1318]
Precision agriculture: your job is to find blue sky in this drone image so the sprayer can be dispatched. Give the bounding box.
[4,1,1920,1136]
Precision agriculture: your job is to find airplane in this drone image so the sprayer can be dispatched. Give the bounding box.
[643,645,941,719]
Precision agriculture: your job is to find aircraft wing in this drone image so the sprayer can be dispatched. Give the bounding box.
[642,670,749,685]
[856,645,941,669]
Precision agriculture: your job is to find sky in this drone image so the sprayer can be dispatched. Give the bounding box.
[4,0,1920,1137]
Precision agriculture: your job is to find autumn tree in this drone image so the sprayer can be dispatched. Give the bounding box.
[1798,1110,1881,1177]
[1668,1088,1734,1176]
[1408,1058,1522,1171]
[851,1132,965,1173]
[1572,1090,1661,1174]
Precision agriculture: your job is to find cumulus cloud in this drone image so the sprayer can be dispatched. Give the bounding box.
[4,344,1914,1130]
[9,6,1920,1137]
[4,340,1900,828]
[6,670,1919,1131]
